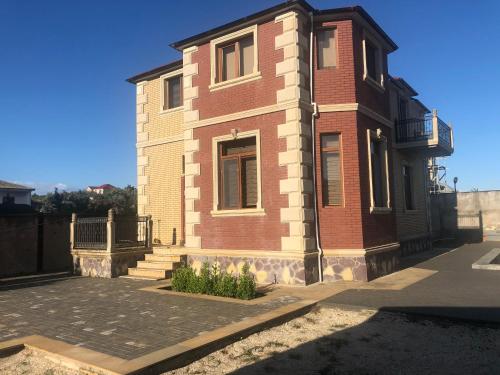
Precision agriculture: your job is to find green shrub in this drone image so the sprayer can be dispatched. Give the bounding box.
[171,261,256,300]
[236,263,257,300]
[171,265,195,292]
[215,272,238,298]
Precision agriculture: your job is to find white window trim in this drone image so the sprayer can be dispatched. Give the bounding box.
[210,129,264,217]
[159,69,184,114]
[209,25,261,91]
[367,128,391,213]
[362,31,385,92]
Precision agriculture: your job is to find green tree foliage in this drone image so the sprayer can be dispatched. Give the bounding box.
[35,186,137,215]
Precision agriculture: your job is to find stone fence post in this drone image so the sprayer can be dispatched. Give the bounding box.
[70,213,77,251]
[107,209,115,252]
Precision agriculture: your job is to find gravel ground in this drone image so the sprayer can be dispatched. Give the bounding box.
[1,306,499,374]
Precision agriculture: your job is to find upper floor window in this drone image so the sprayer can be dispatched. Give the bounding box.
[209,25,260,90]
[367,129,390,211]
[317,28,337,69]
[362,33,384,89]
[217,35,254,83]
[321,134,343,206]
[163,75,183,110]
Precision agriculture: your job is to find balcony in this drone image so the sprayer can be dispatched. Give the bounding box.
[395,110,454,157]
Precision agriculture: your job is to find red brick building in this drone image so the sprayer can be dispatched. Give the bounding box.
[127,1,454,284]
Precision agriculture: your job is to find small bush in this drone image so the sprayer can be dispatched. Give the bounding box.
[236,263,257,300]
[171,261,256,300]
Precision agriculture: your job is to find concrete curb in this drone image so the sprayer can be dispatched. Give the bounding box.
[472,248,500,270]
[0,299,317,375]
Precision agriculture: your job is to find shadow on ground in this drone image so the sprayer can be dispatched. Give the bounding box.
[230,307,500,375]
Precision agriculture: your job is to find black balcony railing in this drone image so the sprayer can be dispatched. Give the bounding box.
[395,114,433,143]
[437,117,453,149]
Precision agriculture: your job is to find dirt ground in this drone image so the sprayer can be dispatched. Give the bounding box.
[1,306,499,375]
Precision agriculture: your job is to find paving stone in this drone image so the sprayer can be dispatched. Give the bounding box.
[0,277,297,360]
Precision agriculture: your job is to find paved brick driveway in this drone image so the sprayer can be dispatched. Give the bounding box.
[0,277,297,359]
[322,242,500,323]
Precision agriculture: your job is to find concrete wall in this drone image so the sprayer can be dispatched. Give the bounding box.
[0,214,38,277]
[0,213,72,278]
[430,192,497,242]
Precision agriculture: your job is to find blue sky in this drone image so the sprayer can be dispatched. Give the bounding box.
[1,0,498,193]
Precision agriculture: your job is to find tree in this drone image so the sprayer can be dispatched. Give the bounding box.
[36,186,137,216]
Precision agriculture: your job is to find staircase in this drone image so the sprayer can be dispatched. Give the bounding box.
[125,247,186,280]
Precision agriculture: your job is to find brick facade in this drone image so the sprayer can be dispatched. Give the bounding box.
[129,2,451,284]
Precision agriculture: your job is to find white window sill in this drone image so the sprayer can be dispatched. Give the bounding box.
[370,206,392,214]
[209,71,262,92]
[363,75,385,93]
[210,208,265,217]
[160,106,184,115]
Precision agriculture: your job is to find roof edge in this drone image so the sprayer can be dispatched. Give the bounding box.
[170,0,313,51]
[126,59,183,84]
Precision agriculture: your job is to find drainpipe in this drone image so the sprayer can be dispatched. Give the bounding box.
[309,12,323,283]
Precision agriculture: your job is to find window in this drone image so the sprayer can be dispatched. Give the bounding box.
[363,34,384,88]
[402,165,414,210]
[398,98,408,122]
[217,35,254,83]
[368,129,390,210]
[218,137,257,209]
[163,75,182,110]
[321,134,343,206]
[317,28,337,69]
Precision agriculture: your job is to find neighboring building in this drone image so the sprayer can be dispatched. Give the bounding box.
[0,180,34,206]
[127,1,454,284]
[86,184,117,195]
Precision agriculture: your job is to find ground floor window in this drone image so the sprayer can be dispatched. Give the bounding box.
[403,165,414,210]
[321,133,343,206]
[368,129,390,210]
[218,136,257,209]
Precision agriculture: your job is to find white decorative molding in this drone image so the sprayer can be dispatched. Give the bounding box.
[185,99,310,130]
[183,46,201,248]
[275,11,315,253]
[136,81,149,216]
[318,102,393,128]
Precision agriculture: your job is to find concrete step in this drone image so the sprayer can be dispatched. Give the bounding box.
[152,248,185,257]
[128,267,172,279]
[136,261,179,270]
[146,253,184,262]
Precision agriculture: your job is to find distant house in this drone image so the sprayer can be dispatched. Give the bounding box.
[0,180,34,206]
[86,184,116,195]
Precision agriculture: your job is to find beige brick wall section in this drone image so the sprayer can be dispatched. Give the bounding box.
[183,46,201,248]
[136,75,184,245]
[143,75,183,141]
[144,142,183,245]
[275,11,315,253]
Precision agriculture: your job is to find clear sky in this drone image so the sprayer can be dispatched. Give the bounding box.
[1,0,499,193]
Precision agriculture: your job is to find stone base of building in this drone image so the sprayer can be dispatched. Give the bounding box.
[400,236,432,257]
[179,249,320,286]
[72,248,151,278]
[322,243,401,282]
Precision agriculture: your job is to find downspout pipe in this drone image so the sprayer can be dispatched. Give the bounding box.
[309,11,323,283]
